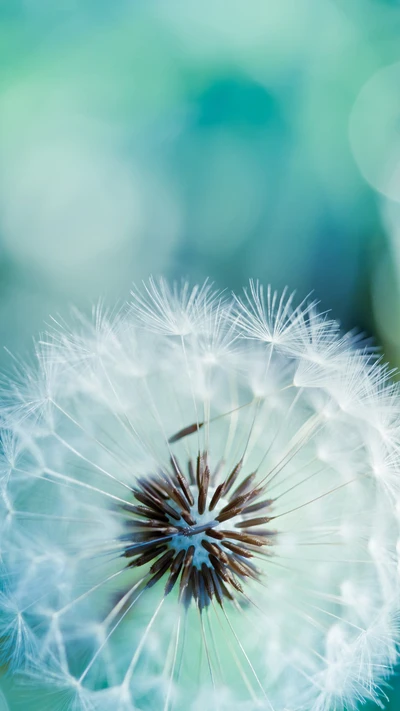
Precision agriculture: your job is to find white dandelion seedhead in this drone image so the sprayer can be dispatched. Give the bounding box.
[1,281,400,711]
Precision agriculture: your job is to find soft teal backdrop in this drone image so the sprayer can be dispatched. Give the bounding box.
[1,1,400,708]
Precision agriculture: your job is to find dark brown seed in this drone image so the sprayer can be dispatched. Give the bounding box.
[123,505,169,522]
[181,579,193,607]
[221,459,243,494]
[244,487,264,504]
[201,563,215,599]
[137,477,169,501]
[131,490,159,510]
[208,554,228,579]
[215,506,244,523]
[198,569,207,606]
[134,525,179,535]
[231,472,257,499]
[146,565,172,589]
[235,516,272,528]
[168,422,204,444]
[126,520,175,530]
[197,465,210,515]
[123,538,173,558]
[211,557,242,593]
[179,546,195,599]
[170,457,194,506]
[133,491,181,521]
[201,539,230,565]
[162,480,191,513]
[209,568,225,605]
[191,567,200,603]
[196,453,203,488]
[208,483,225,512]
[241,499,274,515]
[205,528,225,540]
[149,548,176,574]
[127,544,168,568]
[238,528,277,541]
[219,530,267,546]
[120,503,139,514]
[221,540,253,558]
[180,510,197,526]
[169,455,183,479]
[165,550,186,595]
[225,572,243,593]
[121,503,160,517]
[228,556,259,579]
[218,492,253,517]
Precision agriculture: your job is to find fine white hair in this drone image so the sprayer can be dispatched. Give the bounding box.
[0,279,399,711]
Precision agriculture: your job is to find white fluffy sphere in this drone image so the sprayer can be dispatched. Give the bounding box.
[0,280,399,711]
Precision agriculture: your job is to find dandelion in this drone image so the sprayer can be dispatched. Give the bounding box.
[0,279,400,711]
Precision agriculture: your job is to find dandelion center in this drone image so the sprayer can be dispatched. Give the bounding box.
[123,449,275,609]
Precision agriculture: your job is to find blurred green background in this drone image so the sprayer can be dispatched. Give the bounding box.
[1,0,400,708]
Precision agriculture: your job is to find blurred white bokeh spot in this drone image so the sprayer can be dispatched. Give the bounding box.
[0,103,181,299]
[349,62,400,203]
[157,0,352,72]
[1,137,141,264]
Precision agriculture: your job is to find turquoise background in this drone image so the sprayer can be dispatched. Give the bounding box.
[1,1,400,708]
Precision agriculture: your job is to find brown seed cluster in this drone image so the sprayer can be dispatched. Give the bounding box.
[122,449,275,610]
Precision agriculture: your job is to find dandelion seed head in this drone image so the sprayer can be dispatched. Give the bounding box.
[1,280,400,711]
